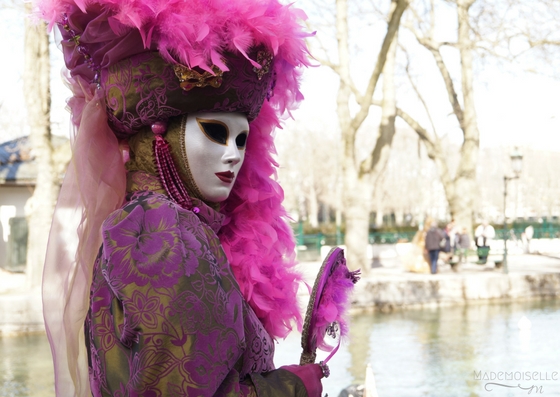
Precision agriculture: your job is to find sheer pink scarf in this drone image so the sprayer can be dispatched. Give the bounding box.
[42,75,126,396]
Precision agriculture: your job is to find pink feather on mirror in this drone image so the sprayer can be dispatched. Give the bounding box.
[300,247,360,365]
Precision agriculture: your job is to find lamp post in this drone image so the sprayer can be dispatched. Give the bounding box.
[502,148,523,274]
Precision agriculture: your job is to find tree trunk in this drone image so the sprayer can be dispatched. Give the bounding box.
[336,0,407,272]
[306,184,319,229]
[343,172,373,272]
[449,0,479,233]
[347,28,398,272]
[375,198,384,227]
[398,0,479,235]
[336,0,361,268]
[361,34,398,181]
[395,209,404,226]
[24,4,56,290]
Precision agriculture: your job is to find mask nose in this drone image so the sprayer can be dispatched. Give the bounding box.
[222,144,241,165]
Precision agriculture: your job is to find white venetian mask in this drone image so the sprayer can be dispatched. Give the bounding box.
[183,112,249,203]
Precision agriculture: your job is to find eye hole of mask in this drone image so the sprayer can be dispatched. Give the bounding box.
[197,119,228,145]
[236,132,248,149]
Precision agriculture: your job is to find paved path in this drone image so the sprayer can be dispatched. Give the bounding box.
[367,252,560,278]
[297,252,560,282]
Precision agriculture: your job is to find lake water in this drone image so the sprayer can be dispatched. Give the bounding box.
[2,299,560,397]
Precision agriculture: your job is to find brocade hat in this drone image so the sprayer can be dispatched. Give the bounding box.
[45,0,302,136]
[103,49,274,137]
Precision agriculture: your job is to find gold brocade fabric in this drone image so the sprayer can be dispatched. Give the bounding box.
[85,172,311,396]
[125,115,215,209]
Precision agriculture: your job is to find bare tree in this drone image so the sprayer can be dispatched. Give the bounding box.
[23,3,57,289]
[277,118,340,230]
[374,128,449,226]
[506,0,560,77]
[0,1,28,144]
[310,0,410,271]
[394,0,560,235]
[471,145,560,225]
[392,0,480,235]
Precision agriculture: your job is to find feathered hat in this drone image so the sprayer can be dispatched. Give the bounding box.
[37,0,311,394]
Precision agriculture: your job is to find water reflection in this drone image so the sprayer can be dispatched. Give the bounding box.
[350,299,560,397]
[0,334,54,397]
[276,299,560,396]
[2,300,560,397]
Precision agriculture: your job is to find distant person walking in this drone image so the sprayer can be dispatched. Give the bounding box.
[425,222,444,274]
[446,219,458,255]
[474,221,495,263]
[441,219,456,263]
[524,225,534,253]
[457,227,471,263]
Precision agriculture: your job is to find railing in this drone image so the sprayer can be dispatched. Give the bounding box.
[295,231,417,250]
[369,231,417,244]
[295,226,560,260]
[495,225,560,240]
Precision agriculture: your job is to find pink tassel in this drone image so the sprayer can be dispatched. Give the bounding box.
[151,121,198,212]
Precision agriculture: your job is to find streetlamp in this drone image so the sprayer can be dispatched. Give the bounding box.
[502,148,523,274]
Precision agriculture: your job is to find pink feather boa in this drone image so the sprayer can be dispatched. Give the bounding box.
[221,103,303,339]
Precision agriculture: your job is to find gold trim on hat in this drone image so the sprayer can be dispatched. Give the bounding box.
[253,51,273,80]
[173,64,224,91]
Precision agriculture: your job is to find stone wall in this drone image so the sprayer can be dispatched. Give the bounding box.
[352,272,560,312]
[0,291,44,335]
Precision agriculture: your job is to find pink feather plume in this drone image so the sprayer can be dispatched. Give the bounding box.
[299,248,361,362]
[312,257,360,351]
[35,0,312,73]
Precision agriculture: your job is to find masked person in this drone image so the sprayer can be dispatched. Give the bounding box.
[37,0,326,395]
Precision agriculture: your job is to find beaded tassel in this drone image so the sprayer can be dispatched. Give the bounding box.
[151,121,198,212]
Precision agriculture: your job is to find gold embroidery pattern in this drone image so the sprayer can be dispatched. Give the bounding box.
[177,115,209,204]
[173,64,224,91]
[253,51,273,80]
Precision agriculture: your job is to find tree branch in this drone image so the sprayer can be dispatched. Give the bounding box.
[314,56,365,103]
[313,56,339,72]
[529,39,560,47]
[395,107,455,195]
[400,45,438,135]
[360,33,398,178]
[350,0,409,132]
[306,24,337,69]
[428,46,465,126]
[407,8,465,128]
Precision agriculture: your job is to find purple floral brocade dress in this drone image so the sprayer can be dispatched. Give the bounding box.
[85,172,306,396]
